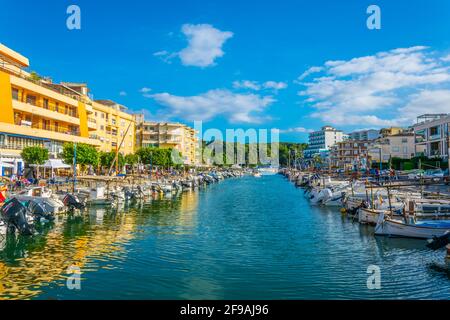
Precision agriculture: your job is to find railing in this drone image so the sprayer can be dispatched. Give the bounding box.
[428,134,441,141]
[13,97,79,118]
[1,61,93,104]
[28,122,81,136]
[430,149,442,157]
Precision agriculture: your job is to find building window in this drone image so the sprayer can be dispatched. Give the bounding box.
[43,98,49,109]
[26,95,37,106]
[12,88,19,100]
[429,126,440,138]
[415,129,426,143]
[430,141,440,156]
[42,119,50,130]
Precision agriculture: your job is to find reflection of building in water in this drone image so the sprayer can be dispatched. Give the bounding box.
[177,191,199,227]
[0,212,138,300]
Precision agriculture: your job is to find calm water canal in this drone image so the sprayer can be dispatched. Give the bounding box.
[0,175,449,300]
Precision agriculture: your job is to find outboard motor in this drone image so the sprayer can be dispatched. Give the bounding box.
[1,198,34,235]
[124,187,136,201]
[427,232,450,250]
[27,200,55,222]
[63,193,86,211]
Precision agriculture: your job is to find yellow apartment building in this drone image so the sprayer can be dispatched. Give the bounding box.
[48,82,136,155]
[0,43,137,176]
[135,115,199,165]
[90,100,135,155]
[0,43,100,176]
[379,127,405,137]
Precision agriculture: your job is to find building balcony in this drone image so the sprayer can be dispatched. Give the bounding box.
[142,139,159,145]
[0,122,100,147]
[87,120,97,130]
[9,74,81,107]
[428,134,442,141]
[12,99,80,125]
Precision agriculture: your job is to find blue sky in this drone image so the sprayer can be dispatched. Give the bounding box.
[1,0,450,142]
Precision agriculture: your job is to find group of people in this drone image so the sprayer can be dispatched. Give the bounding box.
[374,168,397,182]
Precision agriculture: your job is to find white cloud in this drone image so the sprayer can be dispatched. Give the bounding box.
[442,54,450,62]
[233,80,261,90]
[153,51,177,64]
[178,24,233,67]
[278,127,314,133]
[233,80,287,91]
[119,91,127,96]
[263,81,288,90]
[139,87,152,97]
[149,89,275,123]
[297,66,323,81]
[399,90,450,122]
[298,46,450,127]
[153,50,169,57]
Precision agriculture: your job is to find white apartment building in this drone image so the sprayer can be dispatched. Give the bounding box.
[413,114,450,160]
[304,126,347,158]
[368,133,415,163]
[347,129,380,141]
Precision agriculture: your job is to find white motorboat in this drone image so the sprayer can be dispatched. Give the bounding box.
[81,186,113,206]
[258,167,278,175]
[13,186,66,214]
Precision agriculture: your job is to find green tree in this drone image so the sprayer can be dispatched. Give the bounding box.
[21,146,49,166]
[21,146,49,178]
[124,153,139,166]
[61,143,99,168]
[313,154,323,167]
[28,71,42,82]
[99,151,125,169]
[136,147,176,167]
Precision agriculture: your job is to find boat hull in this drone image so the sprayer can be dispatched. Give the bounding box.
[358,208,381,225]
[375,218,450,239]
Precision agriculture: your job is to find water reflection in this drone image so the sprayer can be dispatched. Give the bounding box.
[0,192,200,300]
[0,176,448,300]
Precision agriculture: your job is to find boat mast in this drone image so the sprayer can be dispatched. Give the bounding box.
[73,143,77,193]
[108,122,132,176]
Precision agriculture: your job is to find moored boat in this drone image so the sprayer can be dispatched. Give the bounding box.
[375,212,450,239]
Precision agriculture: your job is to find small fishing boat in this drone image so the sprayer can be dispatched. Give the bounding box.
[253,172,262,178]
[375,212,450,239]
